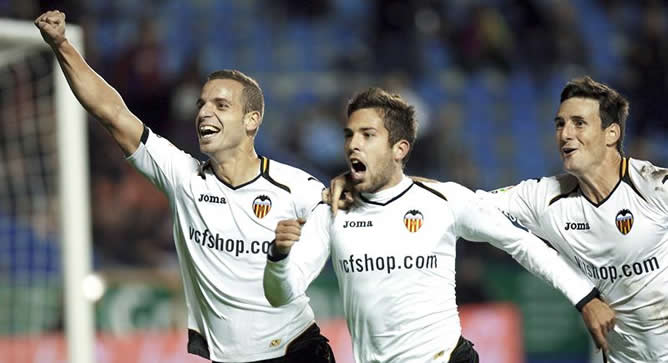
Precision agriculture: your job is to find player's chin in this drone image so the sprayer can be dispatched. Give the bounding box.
[351,179,372,193]
[199,142,216,155]
[561,161,581,175]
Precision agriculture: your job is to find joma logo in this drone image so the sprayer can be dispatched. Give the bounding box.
[564,222,590,231]
[343,220,373,228]
[198,194,227,204]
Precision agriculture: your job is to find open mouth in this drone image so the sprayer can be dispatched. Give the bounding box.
[562,147,576,156]
[199,124,221,139]
[349,158,367,181]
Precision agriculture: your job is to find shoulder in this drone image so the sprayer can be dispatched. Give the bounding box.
[491,174,578,206]
[261,158,324,194]
[128,126,200,174]
[626,158,667,186]
[626,158,668,202]
[414,181,472,203]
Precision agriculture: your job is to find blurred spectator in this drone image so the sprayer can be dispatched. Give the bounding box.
[623,1,668,138]
[112,18,172,136]
[371,0,422,75]
[452,5,515,74]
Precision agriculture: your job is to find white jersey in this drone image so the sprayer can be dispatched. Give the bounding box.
[265,176,595,363]
[480,157,668,362]
[127,127,325,362]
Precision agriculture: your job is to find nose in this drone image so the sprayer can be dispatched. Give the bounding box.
[347,133,362,153]
[558,121,575,142]
[197,102,213,122]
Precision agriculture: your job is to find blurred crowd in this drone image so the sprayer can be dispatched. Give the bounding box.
[5,0,668,304]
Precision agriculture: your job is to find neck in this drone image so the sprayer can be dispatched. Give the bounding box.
[209,144,260,186]
[374,169,405,194]
[575,152,623,203]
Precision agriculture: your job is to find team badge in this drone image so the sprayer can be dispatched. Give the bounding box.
[252,195,272,219]
[404,210,423,232]
[615,209,633,235]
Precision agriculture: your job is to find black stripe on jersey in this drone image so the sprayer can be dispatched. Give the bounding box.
[537,236,556,251]
[207,158,263,189]
[663,175,668,184]
[260,157,291,193]
[581,180,620,208]
[548,185,579,206]
[414,181,448,202]
[212,167,262,190]
[621,159,647,202]
[360,183,415,206]
[581,157,642,207]
[311,201,326,213]
[140,124,149,144]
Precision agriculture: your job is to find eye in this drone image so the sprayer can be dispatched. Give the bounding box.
[217,102,228,110]
[555,120,564,129]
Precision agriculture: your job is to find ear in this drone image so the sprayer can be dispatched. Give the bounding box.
[393,140,410,164]
[605,123,621,148]
[244,111,261,135]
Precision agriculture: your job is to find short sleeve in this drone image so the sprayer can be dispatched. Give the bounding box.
[126,127,199,194]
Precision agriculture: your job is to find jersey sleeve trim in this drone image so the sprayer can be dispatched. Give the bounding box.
[575,287,601,311]
[311,201,326,213]
[267,240,289,262]
[261,157,291,193]
[140,124,149,144]
[414,181,448,202]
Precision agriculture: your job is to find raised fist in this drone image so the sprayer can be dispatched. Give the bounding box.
[34,10,67,47]
[274,219,306,255]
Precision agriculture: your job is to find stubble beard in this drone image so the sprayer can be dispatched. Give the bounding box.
[354,156,395,194]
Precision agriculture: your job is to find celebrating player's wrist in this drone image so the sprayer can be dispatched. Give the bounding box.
[268,240,290,262]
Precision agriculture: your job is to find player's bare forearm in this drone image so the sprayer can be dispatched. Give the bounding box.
[36,10,143,155]
[53,40,142,155]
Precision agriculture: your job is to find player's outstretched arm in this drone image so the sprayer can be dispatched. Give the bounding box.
[447,184,615,353]
[35,10,143,155]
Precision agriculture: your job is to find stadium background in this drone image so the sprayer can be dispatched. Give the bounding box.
[2,0,667,362]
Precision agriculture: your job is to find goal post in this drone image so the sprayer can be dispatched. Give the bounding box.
[0,18,93,363]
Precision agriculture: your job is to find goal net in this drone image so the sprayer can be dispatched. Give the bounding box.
[0,18,93,363]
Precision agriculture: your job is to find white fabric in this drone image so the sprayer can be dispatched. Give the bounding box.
[480,158,668,362]
[127,128,324,362]
[265,175,594,362]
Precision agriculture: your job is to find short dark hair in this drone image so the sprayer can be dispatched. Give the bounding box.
[560,76,629,153]
[347,87,417,165]
[207,70,264,119]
